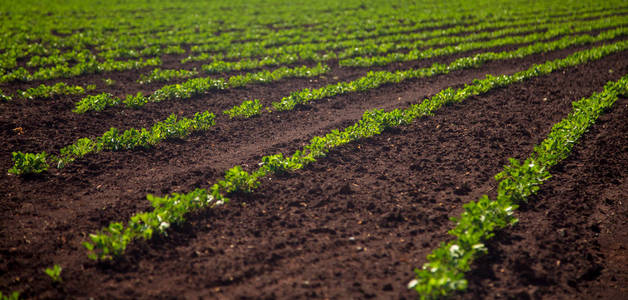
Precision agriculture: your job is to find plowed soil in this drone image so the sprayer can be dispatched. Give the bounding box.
[0,34,626,298]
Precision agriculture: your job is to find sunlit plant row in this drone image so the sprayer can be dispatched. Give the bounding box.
[409,73,628,299]
[195,12,621,74]
[73,63,329,113]
[8,112,215,175]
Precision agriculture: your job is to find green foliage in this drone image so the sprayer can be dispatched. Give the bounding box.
[271,27,628,113]
[12,112,215,173]
[103,78,115,86]
[73,92,119,113]
[83,222,132,260]
[83,41,628,262]
[75,63,328,113]
[18,82,85,99]
[44,264,62,283]
[8,152,48,175]
[1,57,161,83]
[410,74,628,298]
[0,89,12,101]
[0,291,20,300]
[223,99,263,118]
[123,92,147,108]
[218,166,259,193]
[340,15,628,67]
[138,68,198,84]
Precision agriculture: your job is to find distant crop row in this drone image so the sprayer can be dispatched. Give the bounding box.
[190,11,623,72]
[73,63,329,113]
[3,2,614,72]
[81,41,628,261]
[1,5,624,85]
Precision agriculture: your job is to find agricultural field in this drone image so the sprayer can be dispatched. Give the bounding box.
[1,0,627,298]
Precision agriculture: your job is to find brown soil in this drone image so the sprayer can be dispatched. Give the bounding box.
[0,39,626,298]
[461,97,628,299]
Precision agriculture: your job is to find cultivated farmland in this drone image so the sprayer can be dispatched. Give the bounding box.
[1,0,627,298]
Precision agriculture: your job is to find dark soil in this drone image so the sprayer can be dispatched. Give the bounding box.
[0,40,626,298]
[461,96,628,300]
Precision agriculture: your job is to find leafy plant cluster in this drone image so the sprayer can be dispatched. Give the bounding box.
[74,63,329,113]
[27,49,93,68]
[223,99,264,118]
[409,61,628,299]
[17,82,88,100]
[0,89,11,102]
[0,291,19,300]
[99,45,185,60]
[137,68,199,84]
[0,57,161,83]
[9,112,215,175]
[8,152,49,175]
[44,264,63,283]
[82,40,628,261]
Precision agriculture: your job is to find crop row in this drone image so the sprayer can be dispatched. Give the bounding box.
[0,82,94,101]
[10,30,626,174]
[8,112,215,176]
[186,9,587,60]
[2,5,623,85]
[81,40,628,261]
[189,11,623,73]
[0,1,512,71]
[252,28,628,114]
[339,15,628,67]
[73,63,329,113]
[137,68,199,84]
[4,1,612,69]
[409,73,628,299]
[0,57,161,84]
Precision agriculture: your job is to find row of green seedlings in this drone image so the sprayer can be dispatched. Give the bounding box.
[0,6,424,72]
[0,57,161,84]
[147,13,606,86]
[0,82,96,101]
[3,0,442,65]
[227,28,628,117]
[1,1,621,80]
[179,5,559,60]
[10,29,625,174]
[137,68,199,84]
[186,11,548,63]
[1,7,619,86]
[339,15,628,67]
[21,45,179,69]
[194,11,624,74]
[184,7,622,65]
[4,0,616,66]
[7,112,215,175]
[0,0,493,73]
[73,63,329,113]
[81,40,628,261]
[408,74,628,299]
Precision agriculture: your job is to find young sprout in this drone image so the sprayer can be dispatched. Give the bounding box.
[44,264,62,283]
